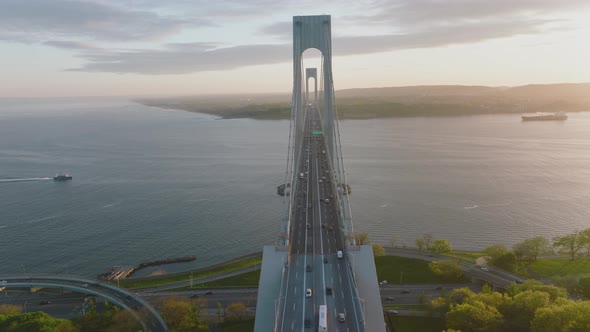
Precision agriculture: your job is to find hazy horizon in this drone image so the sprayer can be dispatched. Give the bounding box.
[1,82,590,100]
[1,1,589,98]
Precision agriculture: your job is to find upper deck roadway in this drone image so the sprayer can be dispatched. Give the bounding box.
[278,104,364,331]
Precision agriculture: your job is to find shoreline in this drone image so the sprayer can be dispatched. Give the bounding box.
[138,99,588,121]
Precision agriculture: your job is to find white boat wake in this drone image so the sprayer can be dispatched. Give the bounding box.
[0,177,52,183]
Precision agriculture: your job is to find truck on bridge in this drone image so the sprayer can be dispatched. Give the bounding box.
[319,304,327,331]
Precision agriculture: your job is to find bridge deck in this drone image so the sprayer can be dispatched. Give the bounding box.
[277,105,364,332]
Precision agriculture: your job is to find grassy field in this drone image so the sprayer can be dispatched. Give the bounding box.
[527,257,590,278]
[385,315,445,332]
[375,256,468,284]
[119,254,262,289]
[446,250,483,263]
[169,270,261,290]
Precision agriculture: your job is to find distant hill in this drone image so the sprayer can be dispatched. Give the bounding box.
[336,85,499,98]
[138,83,590,120]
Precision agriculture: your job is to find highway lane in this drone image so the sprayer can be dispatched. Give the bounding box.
[278,104,363,331]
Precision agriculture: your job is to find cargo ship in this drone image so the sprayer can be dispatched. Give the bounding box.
[521,112,567,121]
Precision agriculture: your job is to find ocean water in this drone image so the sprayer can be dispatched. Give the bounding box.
[1,98,590,276]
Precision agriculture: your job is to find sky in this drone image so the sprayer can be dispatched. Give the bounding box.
[0,0,589,97]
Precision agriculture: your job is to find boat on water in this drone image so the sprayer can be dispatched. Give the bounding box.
[53,172,73,181]
[521,112,568,121]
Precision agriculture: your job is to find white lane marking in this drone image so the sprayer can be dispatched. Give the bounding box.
[315,150,327,307]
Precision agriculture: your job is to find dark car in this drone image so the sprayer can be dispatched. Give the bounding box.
[205,290,214,295]
[326,287,333,295]
[190,294,199,298]
[306,264,312,272]
[386,296,394,301]
[435,286,443,290]
[39,300,51,305]
[304,319,311,328]
[323,257,328,264]
[401,290,410,294]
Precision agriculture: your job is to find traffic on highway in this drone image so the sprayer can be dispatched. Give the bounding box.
[278,104,364,331]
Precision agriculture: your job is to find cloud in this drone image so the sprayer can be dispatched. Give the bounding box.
[67,43,291,74]
[0,0,207,42]
[258,22,292,39]
[6,0,587,75]
[64,17,548,75]
[43,40,101,51]
[347,0,590,27]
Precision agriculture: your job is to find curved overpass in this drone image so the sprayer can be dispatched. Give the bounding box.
[0,275,168,332]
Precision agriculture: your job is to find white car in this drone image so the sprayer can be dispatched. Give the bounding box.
[338,313,346,322]
[379,280,388,285]
[306,288,312,297]
[480,266,490,272]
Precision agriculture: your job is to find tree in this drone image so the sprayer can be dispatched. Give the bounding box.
[553,232,584,260]
[518,280,568,301]
[106,310,143,332]
[422,233,434,250]
[226,302,247,321]
[372,243,385,256]
[578,276,590,299]
[1,312,80,332]
[354,232,369,245]
[430,239,452,253]
[448,288,476,306]
[491,251,518,272]
[580,228,590,256]
[513,236,551,262]
[531,300,590,332]
[429,260,464,282]
[389,236,397,248]
[503,290,551,331]
[415,238,426,251]
[552,275,579,295]
[0,304,22,315]
[483,244,508,261]
[445,301,504,332]
[158,296,208,332]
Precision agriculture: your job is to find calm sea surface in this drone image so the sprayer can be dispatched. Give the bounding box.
[1,98,590,276]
